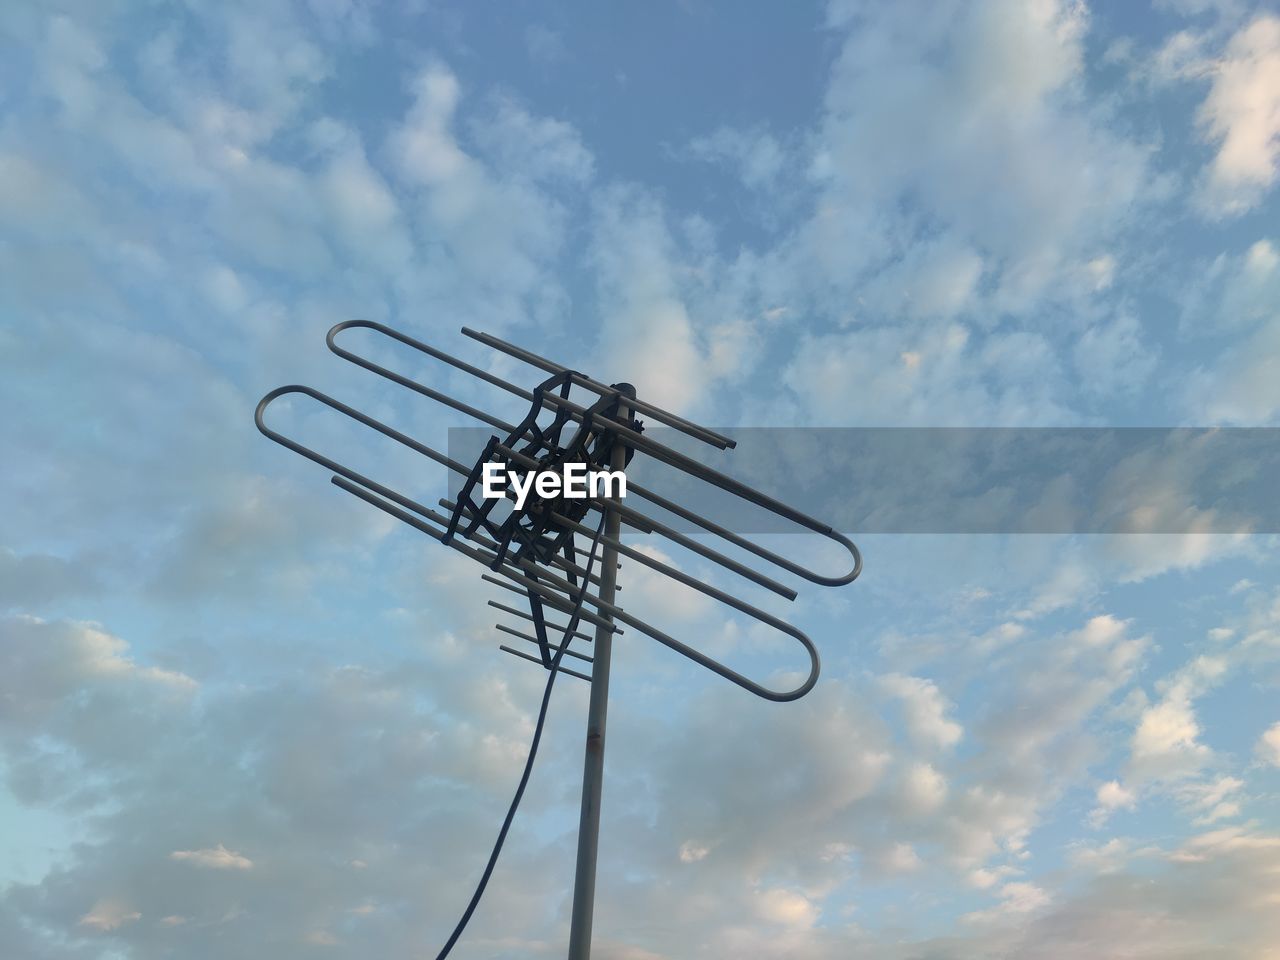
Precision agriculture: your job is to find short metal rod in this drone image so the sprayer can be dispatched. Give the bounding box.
[566,387,632,960]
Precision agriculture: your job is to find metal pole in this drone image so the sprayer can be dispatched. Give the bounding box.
[567,386,633,960]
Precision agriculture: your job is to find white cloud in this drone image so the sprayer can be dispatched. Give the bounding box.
[642,678,893,891]
[468,98,594,184]
[686,126,788,190]
[876,841,922,875]
[1196,15,1280,216]
[1073,313,1157,396]
[524,25,566,66]
[0,616,196,726]
[585,186,712,411]
[678,841,709,864]
[1257,721,1280,766]
[963,880,1050,924]
[312,122,413,272]
[1129,656,1228,781]
[1177,775,1244,824]
[1089,780,1137,827]
[755,887,818,928]
[386,62,584,332]
[809,0,1155,316]
[881,673,963,749]
[783,322,1073,426]
[169,844,254,870]
[78,899,142,932]
[900,761,949,814]
[1185,238,1280,422]
[617,545,716,624]
[1069,836,1138,874]
[1218,239,1280,328]
[968,864,1020,889]
[583,185,762,414]
[1173,823,1280,861]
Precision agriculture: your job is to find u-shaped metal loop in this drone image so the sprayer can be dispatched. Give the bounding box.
[256,320,861,702]
[330,474,821,702]
[319,320,862,588]
[256,387,818,698]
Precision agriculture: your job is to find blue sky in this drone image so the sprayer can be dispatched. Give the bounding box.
[2,0,1280,957]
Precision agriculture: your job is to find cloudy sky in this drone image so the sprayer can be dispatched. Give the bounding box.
[3,0,1280,957]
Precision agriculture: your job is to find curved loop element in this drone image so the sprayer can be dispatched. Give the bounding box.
[331,474,821,702]
[256,322,861,702]
[321,321,863,589]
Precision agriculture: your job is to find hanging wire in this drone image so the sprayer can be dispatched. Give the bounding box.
[433,508,610,959]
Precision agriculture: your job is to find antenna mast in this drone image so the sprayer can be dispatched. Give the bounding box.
[256,321,861,958]
[567,383,631,959]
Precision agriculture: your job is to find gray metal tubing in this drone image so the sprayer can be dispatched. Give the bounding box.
[624,477,863,588]
[329,320,529,431]
[500,536,822,703]
[456,519,611,598]
[553,509,794,601]
[310,323,859,587]
[598,574,820,703]
[485,597,598,643]
[466,382,833,534]
[332,478,819,703]
[495,624,594,663]
[566,388,630,960]
[490,441,859,592]
[485,529,822,702]
[254,385,612,595]
[252,387,627,636]
[499,645,592,683]
[254,387,604,616]
[440,500,609,590]
[483,574,610,622]
[538,503,798,602]
[331,321,840,546]
[460,325,737,450]
[257,382,854,598]
[256,384,472,475]
[326,474,624,636]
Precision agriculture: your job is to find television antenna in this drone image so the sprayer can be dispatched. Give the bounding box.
[256,320,861,959]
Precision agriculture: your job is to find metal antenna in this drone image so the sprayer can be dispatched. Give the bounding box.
[256,319,862,959]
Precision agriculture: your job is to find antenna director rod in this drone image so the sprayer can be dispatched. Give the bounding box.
[460,326,736,450]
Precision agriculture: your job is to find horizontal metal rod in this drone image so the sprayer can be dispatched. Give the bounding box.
[256,384,470,475]
[471,509,823,701]
[496,624,594,664]
[329,320,515,433]
[487,598,598,643]
[323,473,621,635]
[325,465,811,701]
[330,322,830,536]
[457,519,617,606]
[490,441,858,592]
[478,388,835,536]
[483,572,610,614]
[461,325,737,450]
[575,575,820,703]
[253,387,621,620]
[439,506,822,702]
[499,645,592,683]
[329,460,816,701]
[259,326,860,592]
[441,499,608,590]
[539,500,797,602]
[624,476,862,589]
